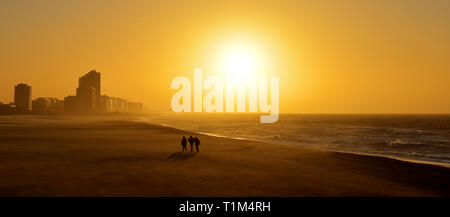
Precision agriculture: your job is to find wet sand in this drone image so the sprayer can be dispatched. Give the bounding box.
[0,116,449,196]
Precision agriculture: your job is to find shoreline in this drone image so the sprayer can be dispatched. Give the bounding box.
[135,120,450,169]
[325,148,450,169]
[199,130,450,169]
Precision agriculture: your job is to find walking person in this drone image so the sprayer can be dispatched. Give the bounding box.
[194,137,201,152]
[188,136,194,152]
[181,136,187,151]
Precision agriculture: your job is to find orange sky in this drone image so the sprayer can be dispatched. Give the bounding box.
[1,0,449,113]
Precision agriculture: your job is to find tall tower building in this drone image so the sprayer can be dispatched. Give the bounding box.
[14,83,32,112]
[78,70,100,108]
[76,70,101,112]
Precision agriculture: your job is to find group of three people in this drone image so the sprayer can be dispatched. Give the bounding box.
[181,136,201,152]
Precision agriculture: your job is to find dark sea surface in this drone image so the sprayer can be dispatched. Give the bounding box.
[141,113,450,166]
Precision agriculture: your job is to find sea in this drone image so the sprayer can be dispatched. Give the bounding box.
[139,113,450,167]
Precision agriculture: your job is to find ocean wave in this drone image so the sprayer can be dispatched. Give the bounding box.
[388,139,424,146]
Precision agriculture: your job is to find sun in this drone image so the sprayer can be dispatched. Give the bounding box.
[209,37,268,85]
[225,50,255,82]
[221,44,261,85]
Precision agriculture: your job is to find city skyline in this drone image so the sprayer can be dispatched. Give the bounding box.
[0,69,143,114]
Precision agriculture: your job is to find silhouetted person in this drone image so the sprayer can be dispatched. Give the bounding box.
[194,137,201,152]
[188,136,194,152]
[181,136,187,151]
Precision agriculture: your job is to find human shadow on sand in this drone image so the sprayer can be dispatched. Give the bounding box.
[167,152,197,161]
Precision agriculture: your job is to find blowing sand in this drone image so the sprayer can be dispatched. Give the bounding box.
[0,116,449,196]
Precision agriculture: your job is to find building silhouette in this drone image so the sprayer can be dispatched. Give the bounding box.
[99,95,143,113]
[63,70,99,114]
[14,83,32,112]
[2,69,143,115]
[32,97,64,114]
[76,86,96,112]
[61,69,143,114]
[77,70,100,111]
[64,95,79,113]
[0,103,16,114]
